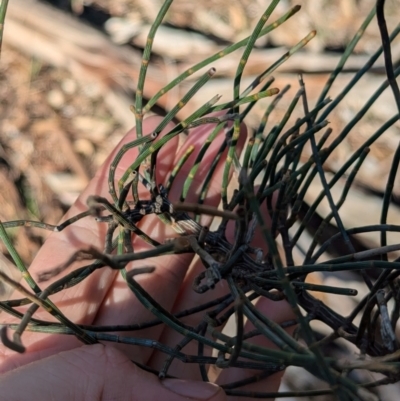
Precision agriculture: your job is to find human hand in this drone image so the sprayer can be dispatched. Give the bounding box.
[0,116,294,400]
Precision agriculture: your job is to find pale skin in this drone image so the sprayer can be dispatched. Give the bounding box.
[0,117,294,400]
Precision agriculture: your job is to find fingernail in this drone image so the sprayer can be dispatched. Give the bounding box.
[162,379,221,400]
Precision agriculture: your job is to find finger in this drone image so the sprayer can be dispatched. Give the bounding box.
[147,122,247,377]
[0,343,227,401]
[216,297,296,401]
[0,117,178,369]
[211,192,295,400]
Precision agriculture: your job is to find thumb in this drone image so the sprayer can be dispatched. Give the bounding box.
[0,344,226,401]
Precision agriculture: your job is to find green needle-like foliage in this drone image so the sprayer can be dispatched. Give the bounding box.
[1,1,400,399]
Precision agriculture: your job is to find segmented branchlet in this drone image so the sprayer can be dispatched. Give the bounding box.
[1,1,400,399]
